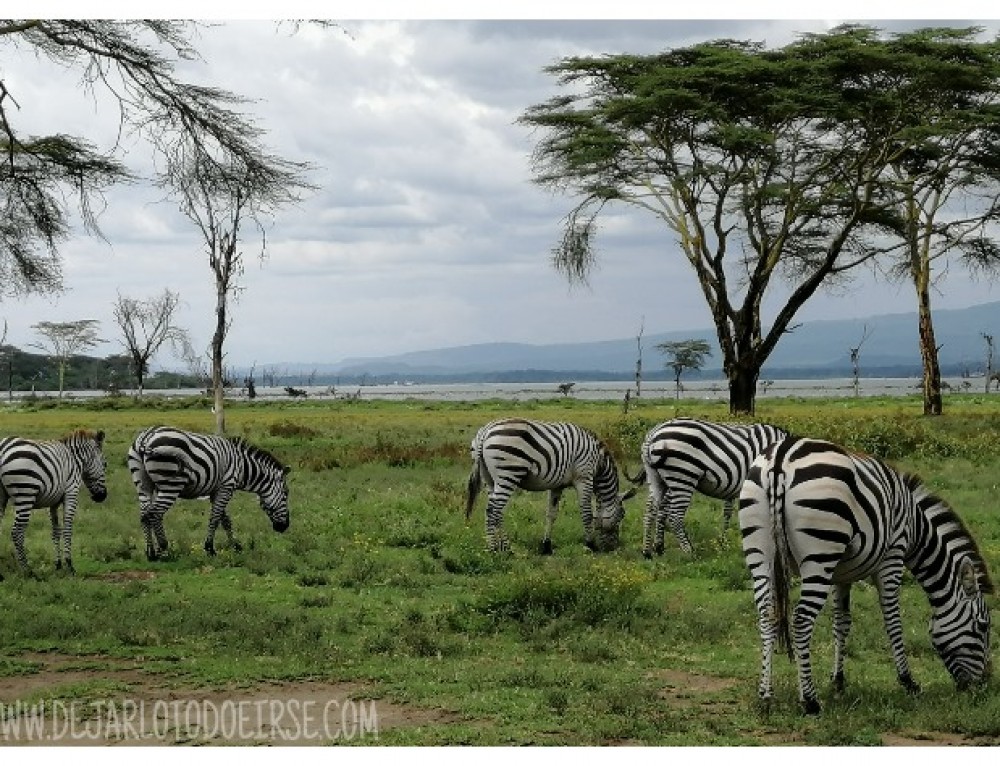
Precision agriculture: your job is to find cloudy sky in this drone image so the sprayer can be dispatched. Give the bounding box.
[3,7,1000,370]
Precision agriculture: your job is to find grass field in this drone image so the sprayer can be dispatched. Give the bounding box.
[0,392,999,745]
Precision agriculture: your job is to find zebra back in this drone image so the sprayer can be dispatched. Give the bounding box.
[642,417,787,499]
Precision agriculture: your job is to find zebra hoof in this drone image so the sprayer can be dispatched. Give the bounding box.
[642,550,653,560]
[653,543,665,556]
[204,542,217,556]
[832,671,846,693]
[65,561,75,576]
[146,548,158,562]
[802,697,821,715]
[899,674,921,695]
[584,539,598,552]
[540,539,553,555]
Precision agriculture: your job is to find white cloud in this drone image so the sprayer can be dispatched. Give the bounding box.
[3,18,1000,369]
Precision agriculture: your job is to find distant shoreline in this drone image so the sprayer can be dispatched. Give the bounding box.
[4,376,994,404]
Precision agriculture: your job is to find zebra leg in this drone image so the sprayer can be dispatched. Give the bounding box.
[873,562,921,695]
[540,489,562,555]
[641,472,665,558]
[60,495,80,575]
[790,572,835,714]
[151,514,169,556]
[663,484,696,554]
[0,496,6,580]
[576,481,597,551]
[484,486,513,553]
[831,583,852,693]
[204,489,235,556]
[10,501,34,576]
[220,512,243,553]
[50,506,63,570]
[722,498,735,533]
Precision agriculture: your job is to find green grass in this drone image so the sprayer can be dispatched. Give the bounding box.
[1,393,1000,744]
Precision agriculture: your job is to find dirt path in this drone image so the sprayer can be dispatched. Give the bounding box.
[0,652,456,745]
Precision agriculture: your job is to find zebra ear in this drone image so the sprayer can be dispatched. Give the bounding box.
[959,558,980,598]
[95,430,105,445]
[283,465,292,476]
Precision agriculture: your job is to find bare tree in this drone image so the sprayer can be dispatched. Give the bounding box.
[657,339,712,400]
[984,333,995,394]
[162,138,313,434]
[634,316,645,399]
[0,21,320,297]
[113,288,189,398]
[0,318,9,400]
[29,319,104,398]
[849,325,874,398]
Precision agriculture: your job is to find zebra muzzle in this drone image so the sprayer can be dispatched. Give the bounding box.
[91,488,108,503]
[272,519,289,533]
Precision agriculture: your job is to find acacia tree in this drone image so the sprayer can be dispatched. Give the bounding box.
[113,288,190,397]
[657,339,712,400]
[842,27,1000,415]
[0,21,318,299]
[29,319,104,398]
[520,30,913,415]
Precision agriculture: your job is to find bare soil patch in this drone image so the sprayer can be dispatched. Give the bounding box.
[0,652,458,745]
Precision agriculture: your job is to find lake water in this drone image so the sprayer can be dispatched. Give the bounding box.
[5,376,979,404]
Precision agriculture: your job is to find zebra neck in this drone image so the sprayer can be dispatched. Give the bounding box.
[905,493,982,610]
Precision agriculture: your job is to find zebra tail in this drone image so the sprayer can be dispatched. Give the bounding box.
[769,438,796,661]
[465,457,483,523]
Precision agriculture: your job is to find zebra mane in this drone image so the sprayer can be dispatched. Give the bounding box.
[229,437,287,473]
[61,429,101,443]
[904,472,995,596]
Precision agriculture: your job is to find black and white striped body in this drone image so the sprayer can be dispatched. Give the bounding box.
[740,436,993,714]
[465,418,633,553]
[639,418,787,555]
[0,430,107,576]
[127,426,290,560]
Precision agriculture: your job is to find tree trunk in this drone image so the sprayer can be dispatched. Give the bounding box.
[916,282,943,416]
[212,286,227,435]
[728,364,758,416]
[58,360,66,399]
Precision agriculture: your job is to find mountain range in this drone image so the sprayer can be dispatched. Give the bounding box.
[270,300,1000,383]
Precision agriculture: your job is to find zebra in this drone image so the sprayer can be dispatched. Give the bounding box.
[465,418,637,553]
[0,430,108,577]
[127,426,291,560]
[739,435,993,714]
[637,417,787,556]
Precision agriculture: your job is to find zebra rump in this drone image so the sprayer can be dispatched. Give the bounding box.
[740,435,993,714]
[639,417,787,555]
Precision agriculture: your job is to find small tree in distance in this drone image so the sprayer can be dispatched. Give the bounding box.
[113,288,190,398]
[657,339,712,400]
[29,319,105,398]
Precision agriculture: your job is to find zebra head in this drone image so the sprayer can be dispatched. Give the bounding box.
[593,451,638,551]
[259,464,292,533]
[930,557,993,688]
[67,430,108,503]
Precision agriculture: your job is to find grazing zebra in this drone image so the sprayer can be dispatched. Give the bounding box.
[638,417,787,556]
[739,435,993,714]
[0,430,108,577]
[127,426,291,560]
[465,418,637,553]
